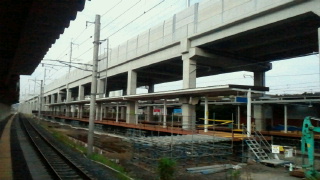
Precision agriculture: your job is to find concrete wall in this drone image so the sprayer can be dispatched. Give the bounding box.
[0,103,11,121]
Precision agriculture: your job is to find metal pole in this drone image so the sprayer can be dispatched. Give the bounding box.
[247,88,251,137]
[87,14,100,156]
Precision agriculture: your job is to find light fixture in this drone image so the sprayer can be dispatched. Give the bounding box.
[308,102,313,108]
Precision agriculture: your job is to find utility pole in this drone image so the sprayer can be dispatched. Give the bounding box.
[69,41,73,73]
[186,0,190,7]
[87,14,100,156]
[104,38,109,98]
[38,80,43,120]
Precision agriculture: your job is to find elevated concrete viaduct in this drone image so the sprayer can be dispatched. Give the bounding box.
[20,0,320,131]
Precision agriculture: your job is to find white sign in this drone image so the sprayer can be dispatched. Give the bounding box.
[272,145,280,154]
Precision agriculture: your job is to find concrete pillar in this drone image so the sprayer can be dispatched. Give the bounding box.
[126,70,137,123]
[253,71,266,131]
[148,83,154,93]
[79,104,83,118]
[182,54,196,89]
[120,106,125,120]
[78,85,85,100]
[66,89,72,103]
[181,55,196,130]
[147,106,154,122]
[254,71,265,87]
[96,103,102,120]
[126,101,136,124]
[98,79,105,98]
[284,105,288,133]
[237,105,241,129]
[65,105,70,117]
[254,105,265,131]
[127,70,137,95]
[50,94,54,104]
[116,103,119,122]
[163,100,167,127]
[204,96,209,132]
[71,105,75,117]
[247,89,252,137]
[57,92,62,103]
[181,97,196,130]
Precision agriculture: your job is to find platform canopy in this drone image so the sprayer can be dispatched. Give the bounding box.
[47,84,268,106]
[0,0,86,105]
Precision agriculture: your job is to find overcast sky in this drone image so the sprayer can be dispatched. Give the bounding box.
[19,0,319,101]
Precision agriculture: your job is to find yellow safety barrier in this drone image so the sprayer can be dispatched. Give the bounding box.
[199,118,233,125]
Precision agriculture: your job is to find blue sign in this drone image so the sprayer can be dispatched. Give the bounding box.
[236,97,247,103]
[173,109,182,114]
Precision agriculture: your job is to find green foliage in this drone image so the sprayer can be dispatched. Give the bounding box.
[158,157,176,180]
[227,169,242,180]
[88,153,130,180]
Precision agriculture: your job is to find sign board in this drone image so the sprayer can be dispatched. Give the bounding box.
[153,109,161,112]
[271,145,280,154]
[173,109,182,114]
[236,97,247,103]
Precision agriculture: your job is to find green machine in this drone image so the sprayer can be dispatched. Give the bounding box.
[301,116,320,180]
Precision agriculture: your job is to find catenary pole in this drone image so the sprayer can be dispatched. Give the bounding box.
[87,15,100,156]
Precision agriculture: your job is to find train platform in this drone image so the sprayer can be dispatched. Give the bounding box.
[0,114,14,180]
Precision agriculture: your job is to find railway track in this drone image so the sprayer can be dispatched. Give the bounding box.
[21,116,94,180]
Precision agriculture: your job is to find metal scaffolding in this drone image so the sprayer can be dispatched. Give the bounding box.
[127,129,232,168]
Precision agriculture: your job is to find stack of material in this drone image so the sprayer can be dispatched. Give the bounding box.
[186,164,233,174]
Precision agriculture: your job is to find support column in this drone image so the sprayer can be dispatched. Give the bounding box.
[79,104,83,118]
[71,105,75,117]
[147,106,153,122]
[57,92,62,103]
[120,106,125,120]
[126,101,136,124]
[204,96,208,132]
[126,70,137,123]
[181,97,196,130]
[127,70,137,95]
[284,105,288,133]
[163,100,167,127]
[96,103,102,121]
[78,85,85,100]
[181,54,196,130]
[253,71,265,87]
[247,89,252,137]
[50,94,54,104]
[65,105,70,117]
[253,71,266,131]
[98,79,105,98]
[66,89,72,103]
[182,54,196,89]
[116,103,119,122]
[237,105,241,129]
[254,105,265,131]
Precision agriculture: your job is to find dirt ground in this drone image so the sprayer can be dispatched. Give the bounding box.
[41,120,303,180]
